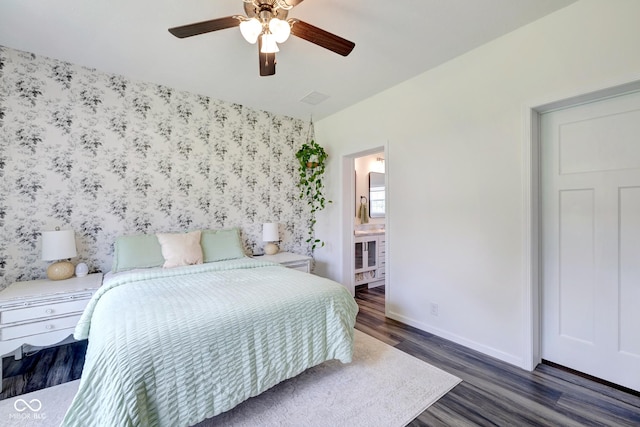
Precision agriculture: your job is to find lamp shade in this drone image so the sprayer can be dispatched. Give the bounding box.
[260,33,279,53]
[240,18,262,44]
[41,229,77,261]
[269,18,291,43]
[262,223,279,242]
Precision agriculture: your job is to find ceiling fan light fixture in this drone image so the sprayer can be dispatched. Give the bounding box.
[239,18,262,44]
[169,0,356,76]
[269,18,291,43]
[260,33,279,53]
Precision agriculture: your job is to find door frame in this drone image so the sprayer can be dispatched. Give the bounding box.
[341,144,389,304]
[522,76,640,371]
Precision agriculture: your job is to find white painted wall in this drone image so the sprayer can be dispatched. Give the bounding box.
[313,0,640,368]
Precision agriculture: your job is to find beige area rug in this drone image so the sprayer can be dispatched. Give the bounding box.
[0,330,460,427]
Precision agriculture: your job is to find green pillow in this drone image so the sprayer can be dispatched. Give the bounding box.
[201,228,246,262]
[112,234,165,272]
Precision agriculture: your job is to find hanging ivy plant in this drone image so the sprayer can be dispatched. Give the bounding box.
[296,140,331,251]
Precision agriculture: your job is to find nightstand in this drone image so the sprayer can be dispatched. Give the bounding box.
[261,252,312,273]
[0,273,102,388]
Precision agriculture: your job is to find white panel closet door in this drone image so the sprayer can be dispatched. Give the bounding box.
[541,90,640,392]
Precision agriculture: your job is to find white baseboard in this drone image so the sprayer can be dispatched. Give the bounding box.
[387,310,525,369]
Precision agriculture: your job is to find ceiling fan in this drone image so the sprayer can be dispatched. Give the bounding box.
[168,0,355,76]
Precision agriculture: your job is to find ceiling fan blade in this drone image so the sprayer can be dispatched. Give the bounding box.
[258,38,276,76]
[289,19,355,56]
[169,16,240,39]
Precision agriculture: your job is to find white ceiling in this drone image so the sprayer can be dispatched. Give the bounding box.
[0,0,576,120]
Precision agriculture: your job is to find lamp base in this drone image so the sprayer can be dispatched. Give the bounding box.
[264,242,279,255]
[47,261,75,281]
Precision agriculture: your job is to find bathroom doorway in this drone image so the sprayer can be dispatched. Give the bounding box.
[343,146,388,310]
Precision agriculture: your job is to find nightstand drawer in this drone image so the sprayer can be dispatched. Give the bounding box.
[1,314,81,341]
[261,253,312,273]
[1,299,89,325]
[285,261,310,273]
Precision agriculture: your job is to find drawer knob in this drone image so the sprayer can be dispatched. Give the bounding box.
[45,324,54,330]
[45,309,54,314]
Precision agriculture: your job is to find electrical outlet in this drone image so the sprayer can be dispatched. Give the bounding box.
[430,303,439,317]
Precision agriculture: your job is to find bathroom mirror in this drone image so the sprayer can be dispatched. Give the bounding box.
[369,172,385,218]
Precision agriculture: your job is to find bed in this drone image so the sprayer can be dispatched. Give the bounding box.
[61,229,358,427]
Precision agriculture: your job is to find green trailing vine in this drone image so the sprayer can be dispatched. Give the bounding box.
[296,139,331,251]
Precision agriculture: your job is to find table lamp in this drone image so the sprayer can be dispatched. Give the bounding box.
[262,223,280,255]
[41,228,77,280]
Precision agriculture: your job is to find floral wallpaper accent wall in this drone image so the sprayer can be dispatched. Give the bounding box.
[0,45,312,289]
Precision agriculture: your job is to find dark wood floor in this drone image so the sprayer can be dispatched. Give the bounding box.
[2,286,639,426]
[1,339,87,400]
[355,286,640,426]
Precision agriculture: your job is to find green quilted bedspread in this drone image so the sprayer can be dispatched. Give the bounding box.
[62,258,358,427]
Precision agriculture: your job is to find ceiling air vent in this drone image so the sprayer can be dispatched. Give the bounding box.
[300,91,330,105]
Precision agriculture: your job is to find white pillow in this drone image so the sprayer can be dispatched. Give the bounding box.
[156,231,203,268]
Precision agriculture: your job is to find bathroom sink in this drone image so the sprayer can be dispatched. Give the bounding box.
[354,229,385,236]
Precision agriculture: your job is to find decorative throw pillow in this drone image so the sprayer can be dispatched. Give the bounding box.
[156,230,204,268]
[111,234,165,273]
[200,228,247,262]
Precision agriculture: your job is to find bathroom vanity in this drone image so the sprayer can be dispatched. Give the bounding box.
[354,229,385,288]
